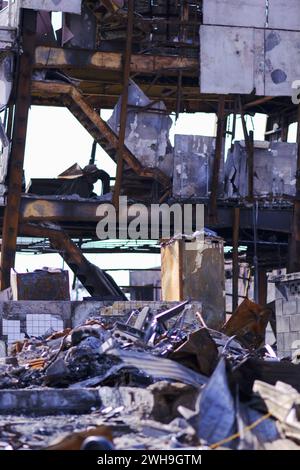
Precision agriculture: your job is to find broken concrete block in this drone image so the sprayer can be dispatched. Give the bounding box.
[0,388,101,415]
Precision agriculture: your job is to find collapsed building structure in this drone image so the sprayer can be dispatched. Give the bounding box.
[1,0,300,451]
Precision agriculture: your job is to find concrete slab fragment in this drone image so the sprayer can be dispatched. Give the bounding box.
[203,0,266,28]
[0,388,101,415]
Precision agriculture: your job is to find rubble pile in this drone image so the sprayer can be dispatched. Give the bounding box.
[1,299,300,450]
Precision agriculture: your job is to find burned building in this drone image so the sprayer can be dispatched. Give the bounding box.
[0,0,300,454]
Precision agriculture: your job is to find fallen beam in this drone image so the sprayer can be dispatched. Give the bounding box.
[21,223,126,300]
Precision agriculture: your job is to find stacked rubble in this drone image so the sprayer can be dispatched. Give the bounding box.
[1,299,300,450]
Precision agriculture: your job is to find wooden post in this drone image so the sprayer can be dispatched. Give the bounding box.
[288,104,300,273]
[232,207,240,312]
[113,0,134,209]
[209,95,225,222]
[0,9,37,290]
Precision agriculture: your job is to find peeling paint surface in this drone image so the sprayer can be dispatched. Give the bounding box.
[173,134,223,198]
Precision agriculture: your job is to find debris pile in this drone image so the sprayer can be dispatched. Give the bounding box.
[1,299,300,450]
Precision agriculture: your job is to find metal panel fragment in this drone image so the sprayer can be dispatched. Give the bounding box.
[104,346,208,388]
[225,141,297,197]
[0,52,13,109]
[172,134,223,198]
[179,359,236,447]
[108,80,173,177]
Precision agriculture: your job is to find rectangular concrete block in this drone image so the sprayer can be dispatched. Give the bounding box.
[284,332,300,352]
[278,351,290,359]
[275,298,283,316]
[276,332,284,351]
[290,314,300,332]
[283,300,297,316]
[276,316,290,334]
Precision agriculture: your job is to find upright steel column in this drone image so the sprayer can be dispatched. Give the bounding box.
[209,95,225,223]
[113,0,134,209]
[0,9,37,290]
[288,104,300,273]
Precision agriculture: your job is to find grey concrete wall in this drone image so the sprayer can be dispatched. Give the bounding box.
[274,273,300,359]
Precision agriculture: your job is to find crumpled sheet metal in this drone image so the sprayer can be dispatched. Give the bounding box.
[179,359,236,448]
[222,298,272,349]
[104,345,208,389]
[108,80,173,177]
[197,358,236,447]
[170,328,218,376]
[237,404,280,450]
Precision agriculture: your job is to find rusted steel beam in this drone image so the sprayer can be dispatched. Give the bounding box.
[34,46,198,74]
[244,96,273,109]
[0,10,37,290]
[209,95,225,223]
[113,0,134,209]
[288,104,300,273]
[232,207,240,312]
